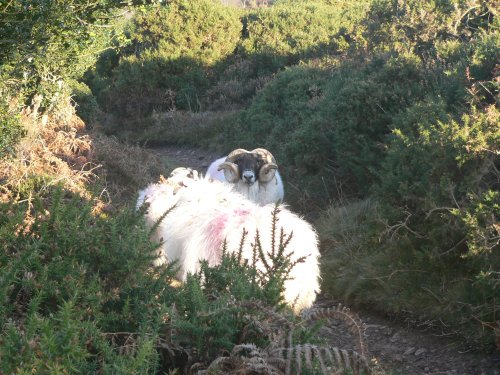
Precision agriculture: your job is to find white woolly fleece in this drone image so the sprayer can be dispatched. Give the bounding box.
[141,178,320,312]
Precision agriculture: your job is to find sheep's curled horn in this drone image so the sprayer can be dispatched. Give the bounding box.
[218,148,278,183]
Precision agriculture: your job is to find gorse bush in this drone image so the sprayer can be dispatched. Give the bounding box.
[319,104,499,348]
[132,0,242,64]
[204,0,371,109]
[311,1,498,349]
[170,225,371,374]
[363,0,495,57]
[89,0,374,120]
[173,248,283,360]
[0,187,177,373]
[219,54,433,201]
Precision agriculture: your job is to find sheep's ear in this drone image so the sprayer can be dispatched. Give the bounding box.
[218,162,239,183]
[259,163,278,182]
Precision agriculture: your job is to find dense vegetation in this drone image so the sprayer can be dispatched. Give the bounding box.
[1,0,498,372]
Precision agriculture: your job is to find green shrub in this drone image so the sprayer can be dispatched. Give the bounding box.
[0,0,122,110]
[0,187,177,373]
[133,0,242,65]
[219,55,432,200]
[241,1,370,72]
[97,1,242,116]
[361,0,493,54]
[318,104,499,349]
[1,186,345,372]
[217,1,498,349]
[0,102,25,157]
[69,80,100,126]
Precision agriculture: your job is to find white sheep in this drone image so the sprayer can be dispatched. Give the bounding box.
[205,148,284,205]
[138,172,320,312]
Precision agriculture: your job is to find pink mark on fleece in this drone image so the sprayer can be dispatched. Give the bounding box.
[204,208,251,264]
[205,213,228,265]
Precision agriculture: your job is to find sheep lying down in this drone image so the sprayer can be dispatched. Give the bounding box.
[138,168,320,312]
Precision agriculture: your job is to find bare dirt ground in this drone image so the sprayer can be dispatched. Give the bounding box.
[150,145,223,175]
[150,145,500,375]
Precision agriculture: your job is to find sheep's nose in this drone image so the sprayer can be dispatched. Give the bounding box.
[242,171,255,184]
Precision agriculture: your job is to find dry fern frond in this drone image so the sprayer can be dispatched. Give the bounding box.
[281,344,370,375]
[236,300,294,347]
[199,342,370,375]
[197,343,284,375]
[189,300,372,374]
[301,304,369,359]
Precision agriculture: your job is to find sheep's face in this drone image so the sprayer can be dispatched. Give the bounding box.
[232,152,264,185]
[218,148,278,186]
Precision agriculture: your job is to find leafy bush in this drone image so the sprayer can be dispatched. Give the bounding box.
[0,0,121,109]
